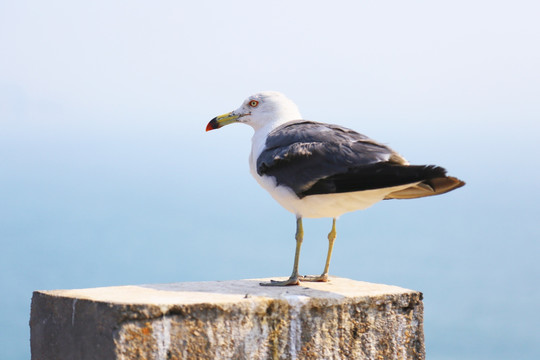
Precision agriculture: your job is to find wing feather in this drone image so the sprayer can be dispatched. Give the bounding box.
[256,120,464,199]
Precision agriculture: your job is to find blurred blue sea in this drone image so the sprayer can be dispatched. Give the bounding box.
[1,1,539,359]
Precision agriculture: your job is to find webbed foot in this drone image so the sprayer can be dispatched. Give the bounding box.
[259,276,300,286]
[300,274,329,282]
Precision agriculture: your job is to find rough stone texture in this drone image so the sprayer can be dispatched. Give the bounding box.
[30,277,424,360]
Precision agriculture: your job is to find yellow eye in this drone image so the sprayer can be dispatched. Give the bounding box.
[249,100,259,107]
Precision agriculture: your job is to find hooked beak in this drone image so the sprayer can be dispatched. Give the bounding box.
[206,111,243,132]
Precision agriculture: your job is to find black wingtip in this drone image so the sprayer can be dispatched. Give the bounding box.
[423,165,448,179]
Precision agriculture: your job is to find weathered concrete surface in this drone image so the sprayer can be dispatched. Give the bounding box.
[30,277,424,360]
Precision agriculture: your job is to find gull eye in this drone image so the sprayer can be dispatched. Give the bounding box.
[249,100,259,107]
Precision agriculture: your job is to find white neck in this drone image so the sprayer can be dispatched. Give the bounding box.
[250,110,301,150]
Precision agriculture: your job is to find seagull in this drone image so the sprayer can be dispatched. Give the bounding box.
[206,91,465,286]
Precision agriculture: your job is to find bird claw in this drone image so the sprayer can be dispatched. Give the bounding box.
[299,274,329,282]
[259,276,300,286]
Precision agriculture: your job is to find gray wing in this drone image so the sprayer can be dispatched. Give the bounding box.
[256,121,410,197]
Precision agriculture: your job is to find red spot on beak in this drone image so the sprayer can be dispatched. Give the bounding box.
[206,118,218,132]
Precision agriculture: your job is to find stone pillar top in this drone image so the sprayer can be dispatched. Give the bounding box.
[31,277,425,359]
[36,277,418,306]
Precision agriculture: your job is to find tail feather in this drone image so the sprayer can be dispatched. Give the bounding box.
[384,175,465,199]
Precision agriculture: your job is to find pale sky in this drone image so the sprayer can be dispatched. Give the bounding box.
[1,0,538,117]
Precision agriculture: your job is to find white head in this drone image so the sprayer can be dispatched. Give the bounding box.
[206,91,302,132]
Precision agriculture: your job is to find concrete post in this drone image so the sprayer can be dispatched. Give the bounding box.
[30,277,424,359]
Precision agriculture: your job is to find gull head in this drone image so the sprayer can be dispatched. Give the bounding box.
[206,91,302,132]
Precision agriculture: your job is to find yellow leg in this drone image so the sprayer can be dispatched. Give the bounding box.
[301,218,337,282]
[260,217,303,286]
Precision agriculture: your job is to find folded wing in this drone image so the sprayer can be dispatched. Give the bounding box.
[256,121,465,199]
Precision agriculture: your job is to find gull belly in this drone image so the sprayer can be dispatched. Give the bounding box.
[252,169,418,218]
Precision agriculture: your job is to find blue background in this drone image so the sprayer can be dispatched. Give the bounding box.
[1,1,539,359]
